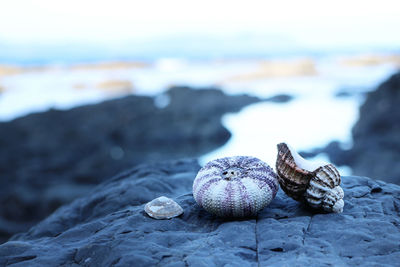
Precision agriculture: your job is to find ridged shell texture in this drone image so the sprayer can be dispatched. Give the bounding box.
[276,143,344,213]
[193,156,279,218]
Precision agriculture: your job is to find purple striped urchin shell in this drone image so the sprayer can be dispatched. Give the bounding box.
[193,156,279,218]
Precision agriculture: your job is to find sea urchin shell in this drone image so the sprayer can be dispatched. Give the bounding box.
[193,156,279,218]
[276,143,344,213]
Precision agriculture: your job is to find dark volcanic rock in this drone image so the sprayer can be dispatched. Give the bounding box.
[1,160,399,266]
[0,86,260,243]
[264,94,293,103]
[300,141,351,167]
[349,72,400,183]
[335,90,353,98]
[303,71,400,184]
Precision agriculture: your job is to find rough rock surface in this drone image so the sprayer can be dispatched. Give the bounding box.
[0,86,260,243]
[302,71,400,184]
[1,159,399,266]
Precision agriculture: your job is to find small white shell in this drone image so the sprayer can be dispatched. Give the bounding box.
[276,143,344,213]
[144,196,183,219]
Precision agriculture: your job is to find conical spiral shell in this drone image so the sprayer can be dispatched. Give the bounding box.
[193,156,279,218]
[276,143,344,213]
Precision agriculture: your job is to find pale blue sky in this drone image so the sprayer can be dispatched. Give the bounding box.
[0,0,399,47]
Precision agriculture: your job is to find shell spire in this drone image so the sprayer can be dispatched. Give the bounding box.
[276,143,344,213]
[193,156,279,218]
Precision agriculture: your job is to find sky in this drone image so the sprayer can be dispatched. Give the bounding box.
[0,0,399,43]
[0,0,399,62]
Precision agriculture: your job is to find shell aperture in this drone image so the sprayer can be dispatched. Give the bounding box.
[276,142,345,213]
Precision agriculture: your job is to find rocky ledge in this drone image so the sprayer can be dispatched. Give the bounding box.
[1,160,399,266]
[0,86,261,242]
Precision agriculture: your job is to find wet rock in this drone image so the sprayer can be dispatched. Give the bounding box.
[300,141,351,167]
[335,90,353,98]
[0,160,399,266]
[349,71,400,184]
[264,94,293,103]
[303,71,400,185]
[0,86,260,243]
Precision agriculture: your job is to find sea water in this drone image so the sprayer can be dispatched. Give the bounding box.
[0,57,398,174]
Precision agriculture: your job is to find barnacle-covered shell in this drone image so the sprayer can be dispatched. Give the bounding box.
[193,156,279,218]
[144,196,183,219]
[276,143,344,213]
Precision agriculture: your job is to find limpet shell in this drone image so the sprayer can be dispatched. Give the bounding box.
[144,196,183,219]
[193,156,279,218]
[276,142,344,213]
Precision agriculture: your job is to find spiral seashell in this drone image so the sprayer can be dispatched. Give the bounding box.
[276,142,344,213]
[193,156,279,218]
